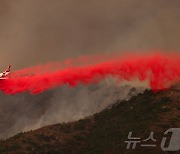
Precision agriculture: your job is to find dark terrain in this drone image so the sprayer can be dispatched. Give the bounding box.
[0,89,179,154]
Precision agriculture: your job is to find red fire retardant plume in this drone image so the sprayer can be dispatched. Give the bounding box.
[0,53,179,94]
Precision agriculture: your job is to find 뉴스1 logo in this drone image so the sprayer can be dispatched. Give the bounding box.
[125,128,180,152]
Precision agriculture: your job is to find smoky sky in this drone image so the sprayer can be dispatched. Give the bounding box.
[0,0,179,71]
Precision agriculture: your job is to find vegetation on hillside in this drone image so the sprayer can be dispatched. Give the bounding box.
[0,89,179,154]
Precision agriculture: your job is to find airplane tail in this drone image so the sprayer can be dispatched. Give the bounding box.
[6,65,11,72]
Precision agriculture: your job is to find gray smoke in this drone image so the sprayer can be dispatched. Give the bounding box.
[0,80,146,139]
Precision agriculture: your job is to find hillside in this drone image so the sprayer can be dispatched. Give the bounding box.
[0,89,179,154]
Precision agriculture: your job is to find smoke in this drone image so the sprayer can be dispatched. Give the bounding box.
[0,80,145,139]
[171,82,180,90]
[0,0,180,70]
[0,53,179,94]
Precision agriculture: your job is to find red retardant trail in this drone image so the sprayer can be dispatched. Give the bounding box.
[0,53,179,94]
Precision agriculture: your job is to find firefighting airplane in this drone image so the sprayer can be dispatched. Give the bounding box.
[0,65,11,79]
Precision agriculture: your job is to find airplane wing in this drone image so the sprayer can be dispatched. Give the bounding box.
[0,77,9,80]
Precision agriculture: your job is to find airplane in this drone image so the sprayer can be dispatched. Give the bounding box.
[0,65,11,79]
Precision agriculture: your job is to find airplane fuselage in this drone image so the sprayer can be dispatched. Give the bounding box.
[0,65,11,79]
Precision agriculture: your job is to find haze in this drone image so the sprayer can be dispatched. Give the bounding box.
[0,0,179,71]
